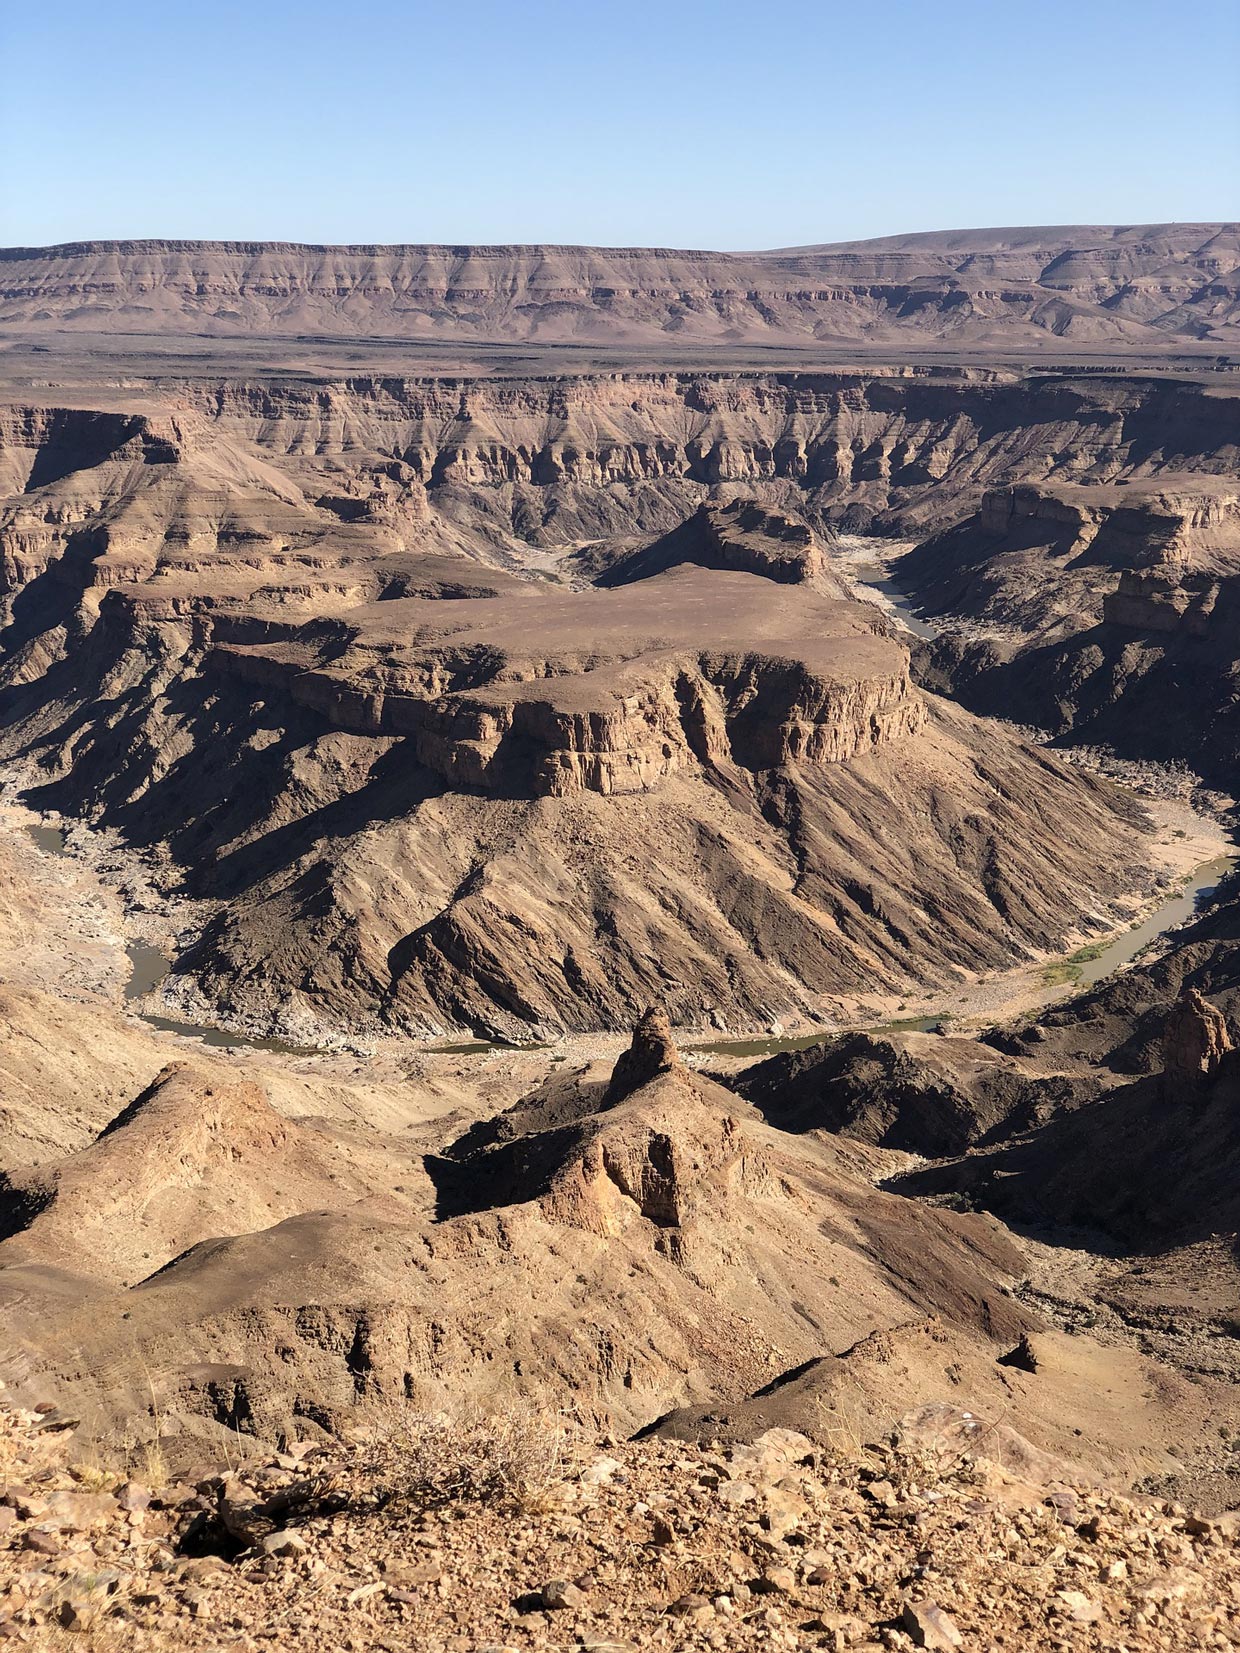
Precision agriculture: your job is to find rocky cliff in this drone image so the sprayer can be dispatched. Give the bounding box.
[0,368,1194,1036]
[202,568,922,797]
[2,225,1236,350]
[1,514,1154,1037]
[905,476,1240,781]
[2,372,1237,611]
[593,498,840,589]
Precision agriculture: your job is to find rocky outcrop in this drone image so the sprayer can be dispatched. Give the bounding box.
[730,1030,1096,1157]
[202,569,925,799]
[899,477,1240,635]
[596,500,840,589]
[604,1007,682,1104]
[0,1046,1064,1444]
[1102,569,1221,635]
[1162,989,1233,1101]
[905,477,1240,784]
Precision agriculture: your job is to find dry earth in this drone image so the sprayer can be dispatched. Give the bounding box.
[3,228,1240,1649]
[3,1399,1239,1652]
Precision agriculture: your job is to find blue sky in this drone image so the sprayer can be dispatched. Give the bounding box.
[2,0,1236,248]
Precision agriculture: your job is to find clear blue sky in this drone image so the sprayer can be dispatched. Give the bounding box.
[2,0,1236,249]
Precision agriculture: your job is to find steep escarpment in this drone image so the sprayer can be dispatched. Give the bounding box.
[907,476,1240,783]
[2,225,1236,348]
[182,370,1240,539]
[2,374,1236,610]
[901,476,1240,629]
[202,569,921,794]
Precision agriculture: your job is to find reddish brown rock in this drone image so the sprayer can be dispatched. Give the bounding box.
[1162,989,1232,1100]
[604,1008,681,1105]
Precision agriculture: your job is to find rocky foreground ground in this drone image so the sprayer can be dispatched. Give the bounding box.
[3,1398,1239,1652]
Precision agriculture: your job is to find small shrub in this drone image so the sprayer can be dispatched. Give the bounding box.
[368,1404,571,1513]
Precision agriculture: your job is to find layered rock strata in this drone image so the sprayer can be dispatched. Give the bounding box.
[203,568,922,797]
[2,225,1236,347]
[905,476,1240,781]
[0,374,1172,1036]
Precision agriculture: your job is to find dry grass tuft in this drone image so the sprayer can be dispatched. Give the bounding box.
[367,1403,572,1513]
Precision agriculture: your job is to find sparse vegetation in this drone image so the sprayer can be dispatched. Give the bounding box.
[367,1404,572,1513]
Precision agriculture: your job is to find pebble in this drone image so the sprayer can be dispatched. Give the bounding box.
[259,1528,308,1557]
[901,1601,963,1650]
[539,1578,586,1610]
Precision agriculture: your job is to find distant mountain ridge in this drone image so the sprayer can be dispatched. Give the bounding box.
[0,225,1236,352]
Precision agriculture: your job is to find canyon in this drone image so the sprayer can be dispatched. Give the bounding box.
[2,228,1240,1650]
[5,368,1216,1037]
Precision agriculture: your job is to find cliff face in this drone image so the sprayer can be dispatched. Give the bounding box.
[2,373,1236,609]
[906,475,1240,782]
[201,567,921,799]
[898,476,1240,634]
[2,225,1236,348]
[193,372,1240,529]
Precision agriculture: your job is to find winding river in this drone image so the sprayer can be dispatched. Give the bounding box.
[693,543,1236,1058]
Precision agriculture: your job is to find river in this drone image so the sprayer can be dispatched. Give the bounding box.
[25,822,318,1055]
[690,541,1236,1060]
[833,535,940,640]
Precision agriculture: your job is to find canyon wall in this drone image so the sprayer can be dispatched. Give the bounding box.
[905,476,1240,782]
[3,370,1236,614]
[2,225,1236,348]
[0,368,1210,1037]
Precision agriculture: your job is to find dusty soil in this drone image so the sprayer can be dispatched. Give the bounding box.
[3,1397,1239,1652]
